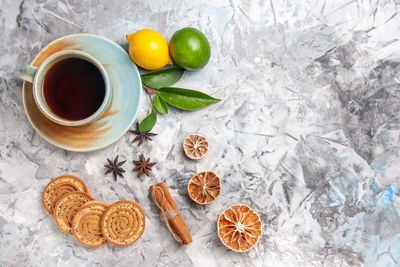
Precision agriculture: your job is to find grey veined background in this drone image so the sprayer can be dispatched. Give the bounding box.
[1,0,400,266]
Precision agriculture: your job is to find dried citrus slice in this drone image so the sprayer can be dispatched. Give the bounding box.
[42,175,91,216]
[72,200,108,247]
[54,192,94,235]
[183,134,209,159]
[101,200,145,246]
[188,172,221,204]
[217,204,262,252]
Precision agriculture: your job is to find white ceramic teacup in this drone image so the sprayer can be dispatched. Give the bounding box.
[21,50,111,126]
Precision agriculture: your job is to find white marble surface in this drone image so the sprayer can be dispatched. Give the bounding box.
[1,0,400,266]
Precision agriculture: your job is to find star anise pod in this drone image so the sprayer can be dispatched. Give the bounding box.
[130,123,157,146]
[104,155,126,181]
[132,154,157,178]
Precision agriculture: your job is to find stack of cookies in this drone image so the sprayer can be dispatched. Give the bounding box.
[42,175,146,247]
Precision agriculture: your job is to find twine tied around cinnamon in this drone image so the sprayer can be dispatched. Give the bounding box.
[151,180,183,243]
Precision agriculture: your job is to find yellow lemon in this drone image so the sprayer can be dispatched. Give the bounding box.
[126,29,171,70]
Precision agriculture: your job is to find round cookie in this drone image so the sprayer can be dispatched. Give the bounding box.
[101,200,145,246]
[54,192,94,235]
[72,201,108,247]
[42,175,91,215]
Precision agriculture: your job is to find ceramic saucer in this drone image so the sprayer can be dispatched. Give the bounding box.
[22,34,141,152]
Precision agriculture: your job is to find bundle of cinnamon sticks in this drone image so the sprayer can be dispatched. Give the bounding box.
[150,182,192,246]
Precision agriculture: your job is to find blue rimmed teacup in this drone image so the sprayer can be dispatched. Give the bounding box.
[21,50,111,126]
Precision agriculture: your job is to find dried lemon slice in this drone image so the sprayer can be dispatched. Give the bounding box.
[183,134,209,159]
[217,204,262,252]
[188,172,221,204]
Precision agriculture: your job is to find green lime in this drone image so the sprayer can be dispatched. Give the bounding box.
[169,27,211,70]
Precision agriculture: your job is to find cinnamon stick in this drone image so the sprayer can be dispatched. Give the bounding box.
[150,182,192,246]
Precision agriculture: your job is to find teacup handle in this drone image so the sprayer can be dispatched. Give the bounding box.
[21,65,38,83]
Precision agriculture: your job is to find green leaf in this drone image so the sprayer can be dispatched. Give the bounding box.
[139,109,157,132]
[141,66,184,89]
[157,87,221,110]
[154,94,168,114]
